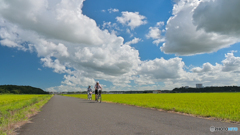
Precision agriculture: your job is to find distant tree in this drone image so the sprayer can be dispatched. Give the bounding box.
[172,86,240,93]
[0,89,4,94]
[5,90,10,93]
[0,85,48,94]
[12,90,20,94]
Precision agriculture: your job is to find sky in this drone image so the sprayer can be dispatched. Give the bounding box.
[1,0,240,92]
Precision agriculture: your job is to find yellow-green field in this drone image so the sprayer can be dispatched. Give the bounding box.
[0,94,52,135]
[64,93,240,122]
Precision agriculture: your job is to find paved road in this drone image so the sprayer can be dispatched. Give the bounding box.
[18,95,239,135]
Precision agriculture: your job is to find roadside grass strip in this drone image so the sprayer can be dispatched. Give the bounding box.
[64,93,240,123]
[0,94,52,135]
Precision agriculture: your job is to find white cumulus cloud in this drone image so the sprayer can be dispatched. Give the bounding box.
[116,11,147,30]
[161,0,240,56]
[222,52,240,72]
[156,21,164,27]
[135,57,185,85]
[188,52,240,87]
[146,21,165,45]
[193,0,240,37]
[0,39,27,51]
[125,37,142,45]
[0,0,111,46]
[0,0,141,91]
[146,27,165,45]
[146,27,161,39]
[108,8,119,13]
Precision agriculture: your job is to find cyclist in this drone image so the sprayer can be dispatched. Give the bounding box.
[87,86,92,100]
[94,81,102,101]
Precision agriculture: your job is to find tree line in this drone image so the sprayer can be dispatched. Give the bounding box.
[1,85,240,94]
[0,85,48,94]
[172,86,240,93]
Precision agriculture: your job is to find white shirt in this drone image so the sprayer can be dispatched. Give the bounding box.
[94,84,102,90]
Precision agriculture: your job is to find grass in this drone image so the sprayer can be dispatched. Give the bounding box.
[64,93,240,122]
[0,94,52,135]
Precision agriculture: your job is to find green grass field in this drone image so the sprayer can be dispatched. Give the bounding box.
[64,93,240,122]
[0,94,52,135]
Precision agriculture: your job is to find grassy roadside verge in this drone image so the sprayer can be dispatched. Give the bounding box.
[64,93,240,123]
[0,95,53,135]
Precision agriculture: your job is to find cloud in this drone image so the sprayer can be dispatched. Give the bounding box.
[102,21,121,34]
[0,0,110,46]
[0,39,27,51]
[41,57,72,74]
[108,8,119,13]
[222,52,240,72]
[61,75,95,87]
[191,52,240,73]
[135,57,185,85]
[126,28,133,37]
[2,0,240,92]
[191,62,220,73]
[35,39,69,57]
[0,0,142,91]
[0,20,27,51]
[135,51,240,89]
[161,0,240,56]
[156,21,164,27]
[125,37,142,45]
[186,52,240,88]
[146,26,165,45]
[46,85,82,92]
[146,27,161,39]
[138,57,185,79]
[193,0,240,37]
[116,11,147,30]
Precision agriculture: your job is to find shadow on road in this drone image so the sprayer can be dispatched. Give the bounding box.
[80,100,99,103]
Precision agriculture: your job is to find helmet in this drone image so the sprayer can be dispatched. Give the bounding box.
[96,81,99,83]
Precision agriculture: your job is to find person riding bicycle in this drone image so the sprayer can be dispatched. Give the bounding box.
[87,86,92,100]
[94,81,102,101]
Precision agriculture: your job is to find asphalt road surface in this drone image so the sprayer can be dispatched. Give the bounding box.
[18,95,239,135]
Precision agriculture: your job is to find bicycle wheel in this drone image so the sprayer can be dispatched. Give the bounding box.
[99,95,102,103]
[97,95,100,103]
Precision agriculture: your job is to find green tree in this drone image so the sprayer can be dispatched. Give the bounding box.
[12,90,20,94]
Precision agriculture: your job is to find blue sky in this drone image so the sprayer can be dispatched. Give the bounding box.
[1,0,240,92]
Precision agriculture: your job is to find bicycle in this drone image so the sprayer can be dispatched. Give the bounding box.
[88,92,92,100]
[96,90,102,103]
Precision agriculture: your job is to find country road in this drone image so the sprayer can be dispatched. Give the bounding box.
[18,95,239,135]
